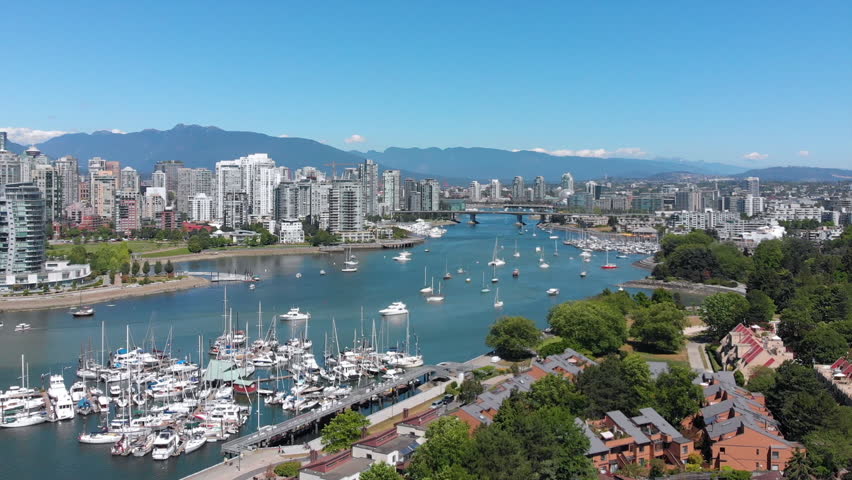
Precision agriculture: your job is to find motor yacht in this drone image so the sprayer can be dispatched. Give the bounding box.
[72,306,95,317]
[279,307,311,321]
[152,429,179,460]
[547,288,560,296]
[379,302,408,316]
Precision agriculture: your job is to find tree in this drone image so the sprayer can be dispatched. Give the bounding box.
[485,316,540,360]
[131,261,140,276]
[273,461,301,477]
[320,410,369,453]
[653,365,703,425]
[142,260,151,276]
[459,378,484,404]
[537,339,571,358]
[547,300,627,356]
[578,355,650,417]
[67,245,88,265]
[164,260,174,276]
[359,462,402,480]
[745,289,776,325]
[651,288,675,305]
[667,244,720,283]
[408,417,473,480]
[630,303,687,353]
[746,366,776,393]
[796,324,848,364]
[783,449,814,480]
[154,260,163,275]
[700,293,749,340]
[120,262,130,276]
[187,236,205,253]
[526,374,588,415]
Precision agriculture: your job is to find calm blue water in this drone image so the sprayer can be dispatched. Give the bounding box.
[0,216,648,480]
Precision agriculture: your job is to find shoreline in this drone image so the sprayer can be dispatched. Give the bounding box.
[0,276,211,313]
[620,278,746,296]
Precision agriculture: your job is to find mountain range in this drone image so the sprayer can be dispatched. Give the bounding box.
[4,124,849,182]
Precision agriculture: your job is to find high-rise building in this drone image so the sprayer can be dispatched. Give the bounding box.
[155,160,184,194]
[104,160,121,177]
[0,131,6,151]
[120,167,140,193]
[91,172,117,219]
[177,167,213,217]
[0,183,46,274]
[403,178,418,210]
[0,149,22,186]
[274,182,300,221]
[78,180,90,204]
[533,176,546,201]
[31,164,62,223]
[511,176,525,200]
[358,159,379,217]
[469,181,482,202]
[190,193,213,222]
[88,157,106,174]
[152,170,167,189]
[420,178,440,211]
[746,177,760,197]
[381,169,401,214]
[55,156,80,209]
[114,191,141,233]
[561,172,574,194]
[490,179,501,200]
[675,189,702,212]
[328,179,363,232]
[214,154,277,223]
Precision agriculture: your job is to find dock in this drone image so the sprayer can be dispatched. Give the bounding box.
[220,365,449,456]
[181,271,255,282]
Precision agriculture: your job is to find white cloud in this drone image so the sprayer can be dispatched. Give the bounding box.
[0,127,69,145]
[278,134,289,138]
[527,147,647,158]
[108,129,126,134]
[797,150,810,157]
[344,134,366,144]
[742,152,769,160]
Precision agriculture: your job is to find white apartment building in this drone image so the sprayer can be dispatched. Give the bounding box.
[190,192,213,222]
[469,181,482,202]
[278,219,305,244]
[382,169,401,214]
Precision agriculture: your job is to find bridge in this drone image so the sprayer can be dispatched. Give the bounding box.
[393,209,557,225]
[220,365,449,456]
[181,271,255,282]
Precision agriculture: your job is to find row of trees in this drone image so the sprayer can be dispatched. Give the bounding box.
[653,230,751,284]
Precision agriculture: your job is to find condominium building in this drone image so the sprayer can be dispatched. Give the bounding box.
[154,160,184,193]
[381,169,401,214]
[328,179,363,233]
[177,167,213,216]
[358,159,379,217]
[419,178,440,211]
[533,175,546,201]
[90,171,117,219]
[114,191,141,234]
[490,179,501,200]
[189,193,213,222]
[0,183,46,274]
[120,166,140,193]
[54,156,80,208]
[30,164,62,223]
[561,172,575,194]
[511,176,525,200]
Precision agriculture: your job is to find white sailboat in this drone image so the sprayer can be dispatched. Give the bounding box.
[539,252,550,269]
[426,282,445,303]
[513,240,520,258]
[490,265,499,283]
[480,272,490,293]
[488,238,506,266]
[493,288,504,309]
[420,267,433,294]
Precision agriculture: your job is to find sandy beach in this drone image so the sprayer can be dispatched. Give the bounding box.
[0,276,211,313]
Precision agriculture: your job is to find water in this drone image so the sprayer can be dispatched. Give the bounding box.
[0,216,648,480]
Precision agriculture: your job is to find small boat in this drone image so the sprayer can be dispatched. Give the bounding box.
[601,250,618,270]
[183,434,207,454]
[547,288,560,296]
[420,268,433,294]
[279,307,311,321]
[79,430,123,444]
[2,412,47,428]
[424,248,430,253]
[465,277,471,283]
[488,238,506,266]
[72,306,95,317]
[539,252,550,269]
[295,272,302,279]
[249,284,256,290]
[512,268,519,278]
[379,302,408,316]
[493,288,504,309]
[14,323,31,332]
[480,273,490,293]
[513,240,520,258]
[616,254,629,259]
[456,267,464,274]
[319,269,327,275]
[443,260,452,280]
[580,271,587,278]
[341,266,358,273]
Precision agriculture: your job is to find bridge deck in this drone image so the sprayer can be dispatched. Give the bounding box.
[220,365,444,455]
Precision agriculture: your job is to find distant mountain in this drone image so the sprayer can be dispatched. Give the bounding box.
[3,124,750,182]
[354,147,745,181]
[736,166,852,182]
[29,124,360,173]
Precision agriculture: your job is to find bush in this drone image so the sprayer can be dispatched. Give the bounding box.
[274,461,301,477]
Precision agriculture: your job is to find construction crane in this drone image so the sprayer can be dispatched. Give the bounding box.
[323,161,355,180]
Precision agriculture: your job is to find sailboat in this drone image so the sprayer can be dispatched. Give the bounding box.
[539,252,550,269]
[443,259,452,280]
[513,240,520,258]
[553,240,559,257]
[487,238,506,267]
[493,288,503,309]
[426,282,445,303]
[601,249,618,270]
[490,265,499,283]
[341,248,358,272]
[480,272,491,293]
[419,267,433,294]
[580,261,587,278]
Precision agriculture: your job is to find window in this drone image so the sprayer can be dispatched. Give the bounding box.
[720,447,726,454]
[601,454,607,461]
[366,454,372,459]
[772,451,779,459]
[682,446,688,455]
[771,465,779,471]
[639,445,644,453]
[756,449,760,455]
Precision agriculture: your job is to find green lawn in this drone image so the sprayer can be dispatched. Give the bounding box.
[536,335,563,350]
[140,247,191,258]
[621,341,691,369]
[48,240,181,257]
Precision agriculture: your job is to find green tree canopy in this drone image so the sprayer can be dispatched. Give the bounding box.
[796,324,849,364]
[578,355,651,417]
[700,292,749,340]
[525,374,588,415]
[548,300,627,356]
[459,378,484,404]
[408,416,473,480]
[359,462,402,480]
[67,245,88,265]
[652,365,703,425]
[320,410,369,453]
[485,316,540,360]
[745,289,776,325]
[630,302,687,353]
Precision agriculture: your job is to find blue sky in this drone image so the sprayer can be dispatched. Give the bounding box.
[2,1,850,168]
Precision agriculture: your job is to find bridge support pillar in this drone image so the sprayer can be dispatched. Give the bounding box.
[516,214,526,226]
[469,213,479,224]
[450,213,460,224]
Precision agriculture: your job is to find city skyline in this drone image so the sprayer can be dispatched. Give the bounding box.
[2,2,851,168]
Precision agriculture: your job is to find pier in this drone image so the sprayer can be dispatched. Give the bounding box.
[220,365,449,456]
[181,271,255,282]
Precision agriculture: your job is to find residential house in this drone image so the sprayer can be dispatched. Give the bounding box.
[719,324,794,377]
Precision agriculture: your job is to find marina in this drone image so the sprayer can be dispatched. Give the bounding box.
[0,216,652,480]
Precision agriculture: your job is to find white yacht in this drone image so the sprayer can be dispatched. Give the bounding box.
[183,433,207,454]
[547,288,560,296]
[47,374,68,400]
[15,323,31,332]
[341,266,358,273]
[79,431,123,444]
[50,393,75,421]
[379,302,408,316]
[152,429,179,460]
[393,251,412,262]
[279,307,311,321]
[69,381,87,402]
[2,411,47,428]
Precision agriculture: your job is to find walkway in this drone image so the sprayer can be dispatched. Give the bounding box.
[181,448,293,480]
[685,325,711,372]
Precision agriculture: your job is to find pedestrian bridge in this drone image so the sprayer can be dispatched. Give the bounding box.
[392,209,557,225]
